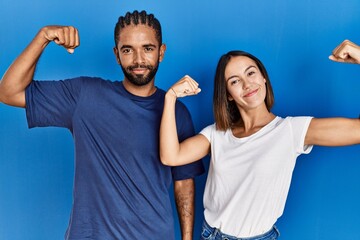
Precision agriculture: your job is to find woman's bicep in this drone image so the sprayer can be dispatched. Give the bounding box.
[305,117,360,146]
[178,134,210,165]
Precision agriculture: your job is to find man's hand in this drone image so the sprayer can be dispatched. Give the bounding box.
[329,39,360,64]
[40,25,80,54]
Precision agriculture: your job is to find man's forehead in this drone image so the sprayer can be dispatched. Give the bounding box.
[120,24,156,36]
[118,25,159,46]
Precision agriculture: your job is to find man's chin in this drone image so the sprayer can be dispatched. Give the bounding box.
[128,77,152,86]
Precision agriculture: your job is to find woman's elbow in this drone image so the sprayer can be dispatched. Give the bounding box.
[159,153,178,166]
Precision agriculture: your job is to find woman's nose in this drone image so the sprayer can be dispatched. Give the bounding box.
[242,78,251,90]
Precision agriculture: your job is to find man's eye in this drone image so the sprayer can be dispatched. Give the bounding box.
[122,49,131,54]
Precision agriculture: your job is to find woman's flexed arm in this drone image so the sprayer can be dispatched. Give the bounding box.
[160,75,210,166]
[305,40,360,146]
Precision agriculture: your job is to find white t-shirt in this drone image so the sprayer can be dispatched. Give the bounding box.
[200,116,313,237]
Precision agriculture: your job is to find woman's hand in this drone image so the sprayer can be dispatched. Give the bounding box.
[168,75,201,98]
[329,40,360,64]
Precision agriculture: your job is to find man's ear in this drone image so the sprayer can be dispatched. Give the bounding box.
[159,43,166,62]
[113,47,121,65]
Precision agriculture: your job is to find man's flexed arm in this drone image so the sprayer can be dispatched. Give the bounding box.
[0,26,79,108]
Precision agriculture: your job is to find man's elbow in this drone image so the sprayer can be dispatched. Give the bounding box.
[0,89,26,108]
[0,86,9,104]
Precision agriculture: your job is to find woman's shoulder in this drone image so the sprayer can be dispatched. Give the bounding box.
[199,123,230,138]
[200,123,217,132]
[277,116,313,130]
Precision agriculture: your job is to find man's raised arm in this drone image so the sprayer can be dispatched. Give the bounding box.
[0,26,79,107]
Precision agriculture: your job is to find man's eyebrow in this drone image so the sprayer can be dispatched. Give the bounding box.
[143,43,157,48]
[120,44,157,50]
[120,45,132,50]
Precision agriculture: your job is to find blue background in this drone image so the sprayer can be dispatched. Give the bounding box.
[1,0,360,239]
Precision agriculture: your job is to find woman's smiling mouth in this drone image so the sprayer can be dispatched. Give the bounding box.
[243,88,259,97]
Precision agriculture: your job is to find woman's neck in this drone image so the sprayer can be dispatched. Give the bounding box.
[232,106,275,138]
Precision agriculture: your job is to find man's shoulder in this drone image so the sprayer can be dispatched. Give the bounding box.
[71,76,113,84]
[66,76,120,92]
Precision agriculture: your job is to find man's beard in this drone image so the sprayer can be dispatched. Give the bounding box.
[121,62,159,86]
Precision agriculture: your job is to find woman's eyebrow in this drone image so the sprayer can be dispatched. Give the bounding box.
[226,65,256,82]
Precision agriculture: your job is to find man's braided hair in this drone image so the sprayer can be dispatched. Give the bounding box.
[114,10,162,47]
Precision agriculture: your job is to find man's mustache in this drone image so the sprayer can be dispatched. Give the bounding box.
[127,64,153,71]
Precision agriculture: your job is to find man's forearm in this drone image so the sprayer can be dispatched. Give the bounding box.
[174,178,195,240]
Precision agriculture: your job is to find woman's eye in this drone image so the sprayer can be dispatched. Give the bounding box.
[231,79,240,85]
[248,71,255,76]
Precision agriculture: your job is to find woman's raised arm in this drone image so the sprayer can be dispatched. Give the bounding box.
[159,75,210,166]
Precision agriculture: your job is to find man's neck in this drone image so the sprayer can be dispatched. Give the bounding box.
[122,79,157,97]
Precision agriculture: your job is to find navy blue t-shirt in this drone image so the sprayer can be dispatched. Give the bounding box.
[25,77,204,239]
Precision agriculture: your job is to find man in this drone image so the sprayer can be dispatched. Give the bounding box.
[0,10,204,239]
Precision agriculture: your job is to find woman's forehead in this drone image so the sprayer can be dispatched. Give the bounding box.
[225,56,258,73]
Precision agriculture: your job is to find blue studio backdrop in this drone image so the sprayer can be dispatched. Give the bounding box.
[1,1,360,239]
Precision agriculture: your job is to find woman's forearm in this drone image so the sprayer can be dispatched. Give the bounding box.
[159,90,180,166]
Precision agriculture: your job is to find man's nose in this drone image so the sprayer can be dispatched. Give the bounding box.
[133,51,145,64]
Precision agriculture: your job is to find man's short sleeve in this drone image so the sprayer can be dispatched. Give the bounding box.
[25,78,83,129]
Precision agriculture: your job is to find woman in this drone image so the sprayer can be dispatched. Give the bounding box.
[160,40,360,240]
